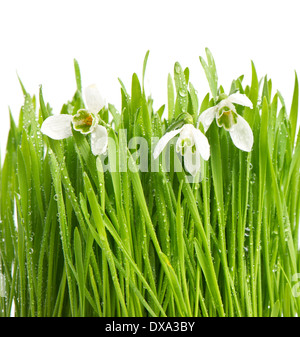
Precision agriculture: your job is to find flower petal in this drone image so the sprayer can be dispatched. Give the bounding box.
[85,84,105,114]
[91,124,108,156]
[184,147,201,176]
[153,128,182,159]
[229,114,254,152]
[197,106,217,132]
[227,93,253,109]
[41,115,73,140]
[191,127,210,161]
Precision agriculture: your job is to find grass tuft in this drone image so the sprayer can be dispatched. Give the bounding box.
[0,50,300,317]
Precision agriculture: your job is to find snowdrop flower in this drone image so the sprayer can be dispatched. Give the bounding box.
[153,124,210,176]
[198,93,254,152]
[41,85,108,156]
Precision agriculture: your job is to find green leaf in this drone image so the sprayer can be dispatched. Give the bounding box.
[174,62,188,118]
[271,300,281,317]
[249,61,259,108]
[108,103,121,129]
[194,238,224,316]
[74,227,85,315]
[49,151,76,315]
[83,172,128,316]
[74,59,82,93]
[167,73,175,121]
[184,67,189,84]
[199,48,218,101]
[142,50,150,92]
[289,71,299,148]
[189,82,198,117]
[156,105,165,119]
[131,73,142,117]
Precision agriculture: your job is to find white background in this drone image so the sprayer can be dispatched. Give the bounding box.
[1,0,300,159]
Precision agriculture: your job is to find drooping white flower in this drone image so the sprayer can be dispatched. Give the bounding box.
[41,85,108,156]
[198,93,254,152]
[153,124,210,176]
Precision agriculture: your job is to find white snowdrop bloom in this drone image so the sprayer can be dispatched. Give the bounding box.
[41,85,108,156]
[198,93,254,152]
[153,124,210,176]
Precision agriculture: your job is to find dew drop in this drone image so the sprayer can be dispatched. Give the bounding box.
[179,88,187,97]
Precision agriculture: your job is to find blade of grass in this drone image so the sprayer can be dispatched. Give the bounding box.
[83,172,129,316]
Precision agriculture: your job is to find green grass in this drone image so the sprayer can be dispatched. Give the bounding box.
[0,49,300,317]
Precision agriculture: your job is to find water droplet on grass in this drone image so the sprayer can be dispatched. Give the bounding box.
[179,88,187,97]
